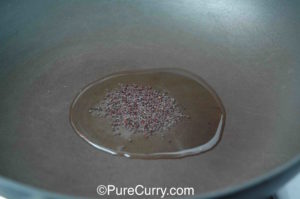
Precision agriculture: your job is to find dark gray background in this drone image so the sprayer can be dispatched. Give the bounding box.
[0,0,300,198]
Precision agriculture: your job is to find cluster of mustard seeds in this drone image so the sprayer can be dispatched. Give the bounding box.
[89,84,187,136]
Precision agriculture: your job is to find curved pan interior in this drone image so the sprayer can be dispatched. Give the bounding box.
[0,0,300,198]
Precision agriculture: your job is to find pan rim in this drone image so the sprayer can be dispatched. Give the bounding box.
[0,155,299,198]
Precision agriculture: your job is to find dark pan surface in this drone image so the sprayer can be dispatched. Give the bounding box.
[0,0,300,198]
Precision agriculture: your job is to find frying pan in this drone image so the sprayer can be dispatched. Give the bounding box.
[0,0,300,198]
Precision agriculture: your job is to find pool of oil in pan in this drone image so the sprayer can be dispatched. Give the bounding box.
[70,68,225,159]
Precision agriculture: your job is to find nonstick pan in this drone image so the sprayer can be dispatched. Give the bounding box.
[0,0,300,199]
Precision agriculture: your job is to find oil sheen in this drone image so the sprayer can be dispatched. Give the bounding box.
[70,68,225,159]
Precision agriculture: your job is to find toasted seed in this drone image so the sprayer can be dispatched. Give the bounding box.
[89,84,188,137]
